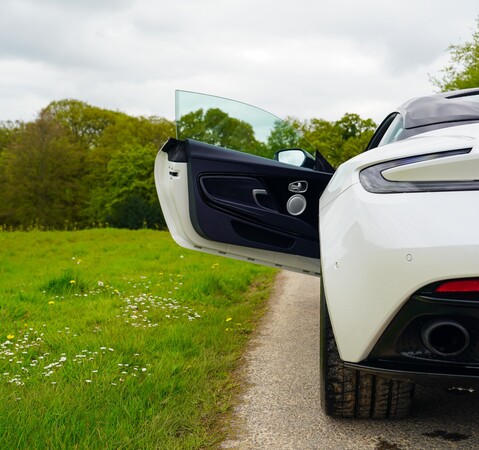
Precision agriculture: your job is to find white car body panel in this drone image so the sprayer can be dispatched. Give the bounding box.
[320,130,479,362]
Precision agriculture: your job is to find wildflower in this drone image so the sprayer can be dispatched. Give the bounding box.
[48,301,55,305]
[226,318,232,322]
[69,280,76,284]
[85,379,92,383]
[98,281,104,287]
[141,368,147,372]
[7,334,14,340]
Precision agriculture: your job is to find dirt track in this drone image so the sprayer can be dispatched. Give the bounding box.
[221,271,479,450]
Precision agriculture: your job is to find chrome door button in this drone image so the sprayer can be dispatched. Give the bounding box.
[288,180,308,193]
[287,194,307,216]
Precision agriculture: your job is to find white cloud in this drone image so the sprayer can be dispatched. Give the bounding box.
[0,0,478,123]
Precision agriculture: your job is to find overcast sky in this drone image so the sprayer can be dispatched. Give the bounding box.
[1,0,478,125]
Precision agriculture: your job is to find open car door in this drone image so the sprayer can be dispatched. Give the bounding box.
[155,91,334,275]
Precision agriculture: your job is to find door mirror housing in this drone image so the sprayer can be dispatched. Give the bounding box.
[274,148,315,169]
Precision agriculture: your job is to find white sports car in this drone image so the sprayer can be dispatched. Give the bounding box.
[155,89,479,418]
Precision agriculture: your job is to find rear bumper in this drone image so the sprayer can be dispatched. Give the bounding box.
[345,360,479,388]
[346,287,479,388]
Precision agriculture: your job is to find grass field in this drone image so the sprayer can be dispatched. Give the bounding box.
[0,229,276,449]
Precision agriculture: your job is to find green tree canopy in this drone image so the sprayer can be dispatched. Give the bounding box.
[0,121,22,154]
[0,112,87,228]
[301,113,376,167]
[0,100,175,230]
[83,113,173,226]
[104,143,164,229]
[432,17,479,91]
[43,99,123,149]
[177,108,263,155]
[267,117,315,155]
[0,98,376,230]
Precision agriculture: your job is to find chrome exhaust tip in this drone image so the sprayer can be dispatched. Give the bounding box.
[421,320,470,357]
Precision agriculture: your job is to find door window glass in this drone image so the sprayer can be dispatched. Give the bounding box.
[175,90,316,160]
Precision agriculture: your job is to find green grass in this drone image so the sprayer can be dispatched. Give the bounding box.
[0,229,276,449]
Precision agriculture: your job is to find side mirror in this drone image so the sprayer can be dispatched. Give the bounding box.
[274,148,315,169]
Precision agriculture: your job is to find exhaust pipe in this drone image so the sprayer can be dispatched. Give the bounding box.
[421,320,470,357]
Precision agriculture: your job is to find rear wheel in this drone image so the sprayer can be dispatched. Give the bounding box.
[320,280,415,418]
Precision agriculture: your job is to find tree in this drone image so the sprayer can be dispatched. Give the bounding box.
[42,99,175,226]
[43,99,123,149]
[98,113,174,150]
[102,142,165,229]
[333,113,376,163]
[84,114,174,226]
[431,17,479,91]
[301,114,376,167]
[0,112,87,228]
[0,121,21,154]
[177,108,262,155]
[267,117,313,154]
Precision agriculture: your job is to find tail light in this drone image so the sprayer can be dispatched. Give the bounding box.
[435,279,479,293]
[359,148,474,194]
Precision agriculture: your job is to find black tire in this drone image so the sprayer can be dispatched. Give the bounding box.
[320,279,415,419]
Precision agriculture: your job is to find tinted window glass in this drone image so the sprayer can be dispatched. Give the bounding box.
[175,90,316,160]
[378,114,404,147]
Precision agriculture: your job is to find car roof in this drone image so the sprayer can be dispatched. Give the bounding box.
[399,88,479,129]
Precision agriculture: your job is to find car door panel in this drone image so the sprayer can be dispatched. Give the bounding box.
[188,139,329,258]
[157,137,333,270]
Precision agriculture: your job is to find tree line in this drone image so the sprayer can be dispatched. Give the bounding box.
[0,100,174,230]
[0,100,376,230]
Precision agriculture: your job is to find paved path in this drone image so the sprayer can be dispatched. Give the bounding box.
[221,271,479,450]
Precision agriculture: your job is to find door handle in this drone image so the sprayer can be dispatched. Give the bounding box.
[288,181,308,193]
[252,189,269,208]
[252,189,278,211]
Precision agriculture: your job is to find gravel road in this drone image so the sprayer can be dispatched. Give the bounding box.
[221,271,479,450]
